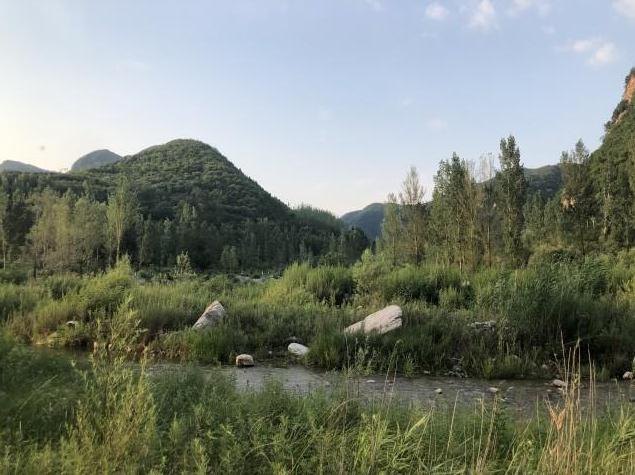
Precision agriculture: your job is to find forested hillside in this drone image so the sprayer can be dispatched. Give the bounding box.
[0,139,367,273]
[341,203,385,240]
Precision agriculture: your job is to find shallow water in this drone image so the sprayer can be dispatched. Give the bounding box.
[149,363,635,417]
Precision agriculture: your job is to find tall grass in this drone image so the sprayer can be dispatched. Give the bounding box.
[1,254,634,378]
[1,334,634,474]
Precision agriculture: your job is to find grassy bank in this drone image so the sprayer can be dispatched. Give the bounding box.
[1,253,634,379]
[1,328,634,474]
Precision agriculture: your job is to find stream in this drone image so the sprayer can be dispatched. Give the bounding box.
[148,363,635,417]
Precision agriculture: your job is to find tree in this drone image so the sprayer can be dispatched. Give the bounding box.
[430,154,482,269]
[107,177,138,263]
[220,245,239,273]
[379,193,402,266]
[73,196,107,272]
[398,166,427,265]
[560,140,596,252]
[0,190,8,268]
[476,154,498,267]
[497,135,527,264]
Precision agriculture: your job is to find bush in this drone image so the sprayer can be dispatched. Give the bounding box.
[0,267,28,285]
[378,265,465,304]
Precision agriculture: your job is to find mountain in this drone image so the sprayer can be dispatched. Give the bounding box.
[0,138,360,270]
[341,203,385,240]
[524,164,562,198]
[0,160,49,173]
[71,149,121,172]
[89,139,291,223]
[587,68,635,245]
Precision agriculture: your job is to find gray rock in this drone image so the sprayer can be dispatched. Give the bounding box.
[235,354,254,367]
[434,388,443,395]
[623,371,634,380]
[468,320,497,332]
[344,305,402,335]
[487,387,500,394]
[193,301,226,330]
[551,379,567,388]
[288,343,310,357]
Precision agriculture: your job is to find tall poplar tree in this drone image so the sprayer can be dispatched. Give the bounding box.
[107,177,138,263]
[398,167,427,265]
[497,135,527,264]
[560,140,596,252]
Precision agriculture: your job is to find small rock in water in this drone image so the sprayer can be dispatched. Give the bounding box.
[551,379,567,388]
[487,387,499,394]
[288,343,310,357]
[366,379,376,384]
[235,354,254,367]
[623,371,634,380]
[434,388,443,395]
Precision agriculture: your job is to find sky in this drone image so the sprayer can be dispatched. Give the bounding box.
[0,0,634,215]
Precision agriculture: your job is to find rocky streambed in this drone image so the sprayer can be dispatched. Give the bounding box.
[148,363,635,417]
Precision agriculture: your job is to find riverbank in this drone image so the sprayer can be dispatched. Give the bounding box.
[3,257,635,381]
[2,335,635,474]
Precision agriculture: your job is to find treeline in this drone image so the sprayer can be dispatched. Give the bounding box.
[0,175,368,274]
[378,130,635,268]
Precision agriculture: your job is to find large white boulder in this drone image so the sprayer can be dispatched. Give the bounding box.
[193,301,226,330]
[344,305,403,335]
[288,343,310,357]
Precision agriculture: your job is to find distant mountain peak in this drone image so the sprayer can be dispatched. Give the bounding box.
[71,149,122,172]
[0,160,49,173]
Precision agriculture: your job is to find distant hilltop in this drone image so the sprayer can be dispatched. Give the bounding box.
[0,160,50,173]
[71,149,122,172]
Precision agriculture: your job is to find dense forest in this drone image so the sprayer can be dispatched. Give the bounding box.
[0,139,368,274]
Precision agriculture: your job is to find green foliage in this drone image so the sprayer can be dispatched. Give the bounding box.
[377,264,466,304]
[0,139,367,272]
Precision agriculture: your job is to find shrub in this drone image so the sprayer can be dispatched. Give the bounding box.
[378,265,465,304]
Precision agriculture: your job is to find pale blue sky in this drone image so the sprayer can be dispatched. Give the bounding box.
[0,0,634,214]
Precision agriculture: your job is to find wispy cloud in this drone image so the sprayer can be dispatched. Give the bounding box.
[508,0,551,17]
[426,117,449,131]
[566,38,618,67]
[469,0,497,32]
[425,2,449,21]
[613,0,635,20]
[363,0,383,12]
[117,59,150,73]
